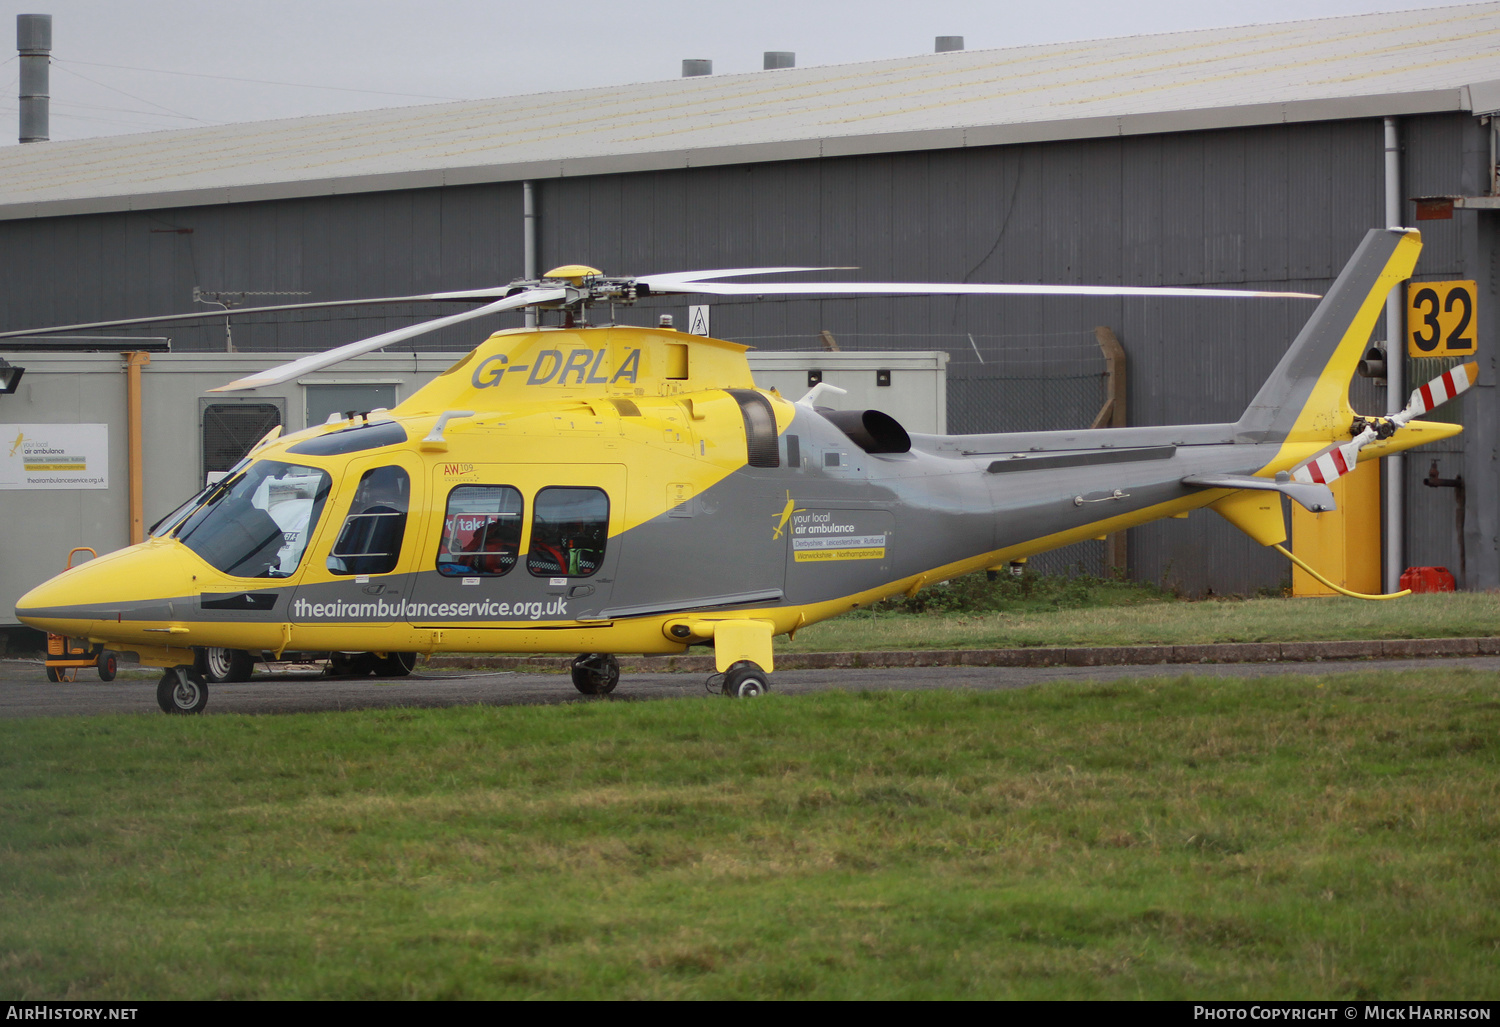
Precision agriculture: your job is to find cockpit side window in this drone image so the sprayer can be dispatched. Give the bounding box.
[438,486,523,577]
[527,487,608,578]
[326,466,411,576]
[176,460,332,578]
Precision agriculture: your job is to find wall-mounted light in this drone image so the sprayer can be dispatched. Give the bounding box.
[0,358,25,395]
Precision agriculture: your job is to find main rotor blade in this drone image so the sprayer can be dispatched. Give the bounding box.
[657,281,1323,299]
[0,290,525,341]
[639,267,856,289]
[209,288,565,392]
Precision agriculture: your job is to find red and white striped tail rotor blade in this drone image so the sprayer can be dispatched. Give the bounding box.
[1399,361,1478,422]
[1291,432,1374,486]
[1292,443,1357,485]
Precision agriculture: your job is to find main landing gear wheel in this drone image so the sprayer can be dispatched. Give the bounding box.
[570,653,620,695]
[328,653,381,677]
[157,667,208,715]
[375,652,418,677]
[96,652,117,682]
[197,647,255,683]
[721,661,770,699]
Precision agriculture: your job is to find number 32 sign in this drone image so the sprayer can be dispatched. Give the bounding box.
[1407,280,1477,357]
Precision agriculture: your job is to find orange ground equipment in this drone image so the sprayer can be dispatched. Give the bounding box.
[43,548,117,682]
[1398,566,1457,593]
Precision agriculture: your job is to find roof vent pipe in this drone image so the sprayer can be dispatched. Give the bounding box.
[763,51,794,70]
[935,35,963,53]
[682,59,712,77]
[17,13,51,143]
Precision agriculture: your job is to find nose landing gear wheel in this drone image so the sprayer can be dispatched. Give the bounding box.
[721,661,769,698]
[570,653,620,695]
[157,667,208,714]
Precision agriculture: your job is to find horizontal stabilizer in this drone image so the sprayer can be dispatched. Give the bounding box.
[1181,473,1335,513]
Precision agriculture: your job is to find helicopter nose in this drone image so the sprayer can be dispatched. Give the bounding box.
[15,541,192,636]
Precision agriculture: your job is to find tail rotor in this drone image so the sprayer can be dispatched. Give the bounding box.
[1291,362,1477,486]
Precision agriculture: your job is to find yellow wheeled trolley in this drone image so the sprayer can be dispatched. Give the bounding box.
[43,548,117,683]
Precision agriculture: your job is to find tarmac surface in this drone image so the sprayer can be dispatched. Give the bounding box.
[3,649,1499,718]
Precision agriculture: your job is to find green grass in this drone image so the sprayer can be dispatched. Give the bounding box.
[868,568,1178,615]
[3,673,1499,998]
[784,591,1500,653]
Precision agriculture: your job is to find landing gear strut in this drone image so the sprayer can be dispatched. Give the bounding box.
[156,666,208,715]
[570,653,620,695]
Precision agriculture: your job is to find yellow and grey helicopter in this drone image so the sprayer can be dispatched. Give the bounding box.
[8,227,1473,713]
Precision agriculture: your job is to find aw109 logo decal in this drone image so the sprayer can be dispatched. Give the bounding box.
[472,348,642,389]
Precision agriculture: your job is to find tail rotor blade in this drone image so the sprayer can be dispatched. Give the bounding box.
[1291,434,1372,485]
[1398,361,1478,422]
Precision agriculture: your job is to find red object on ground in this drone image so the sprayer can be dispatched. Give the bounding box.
[1399,566,1456,593]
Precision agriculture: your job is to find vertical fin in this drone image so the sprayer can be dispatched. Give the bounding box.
[1237,227,1421,444]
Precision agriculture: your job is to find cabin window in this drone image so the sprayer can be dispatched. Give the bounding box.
[527,487,608,578]
[327,466,410,576]
[176,460,332,579]
[437,486,524,577]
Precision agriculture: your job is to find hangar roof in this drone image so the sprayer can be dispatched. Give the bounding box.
[1,2,1498,220]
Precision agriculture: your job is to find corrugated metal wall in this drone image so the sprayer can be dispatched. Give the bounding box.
[1400,114,1489,589]
[0,113,1487,593]
[0,184,526,353]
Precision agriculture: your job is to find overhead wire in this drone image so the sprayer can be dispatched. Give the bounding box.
[54,98,201,120]
[50,61,212,125]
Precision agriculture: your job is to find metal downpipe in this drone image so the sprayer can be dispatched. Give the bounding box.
[523,181,537,329]
[125,351,150,544]
[1383,116,1405,593]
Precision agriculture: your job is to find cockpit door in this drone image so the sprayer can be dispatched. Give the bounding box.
[287,452,425,650]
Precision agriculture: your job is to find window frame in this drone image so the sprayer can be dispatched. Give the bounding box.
[326,465,411,577]
[436,484,526,578]
[526,486,610,579]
